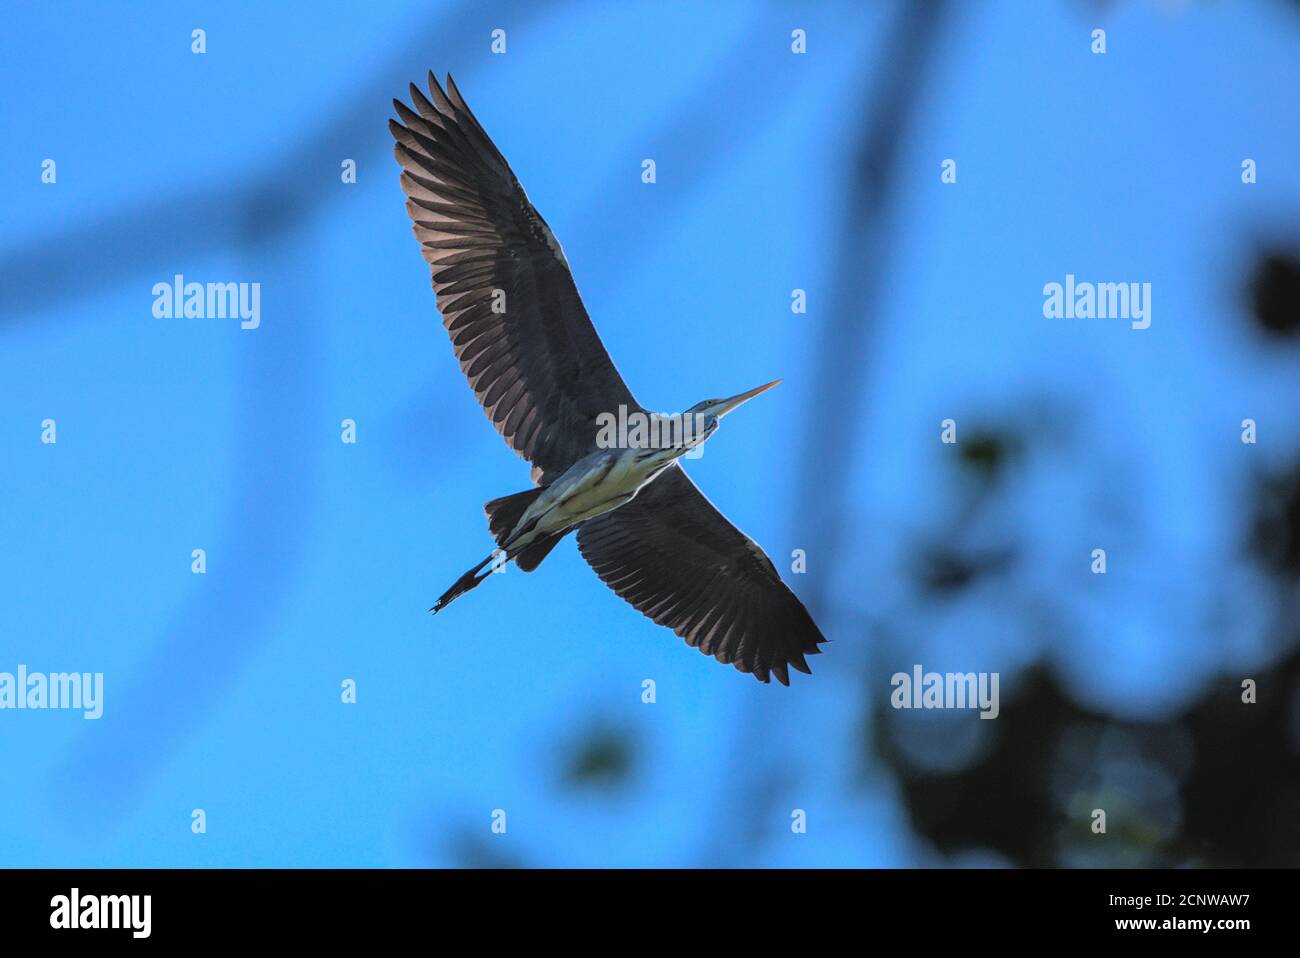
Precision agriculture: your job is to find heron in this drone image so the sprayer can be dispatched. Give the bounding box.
[390,73,827,684]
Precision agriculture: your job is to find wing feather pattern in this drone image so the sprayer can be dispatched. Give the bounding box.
[577,466,827,685]
[391,73,640,482]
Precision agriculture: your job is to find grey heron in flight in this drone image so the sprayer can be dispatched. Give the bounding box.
[390,73,827,684]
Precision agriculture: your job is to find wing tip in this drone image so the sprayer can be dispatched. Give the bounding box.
[446,72,465,103]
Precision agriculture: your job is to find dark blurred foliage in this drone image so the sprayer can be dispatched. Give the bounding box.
[561,726,636,791]
[873,652,1300,867]
[915,428,1022,595]
[958,432,1024,483]
[864,252,1300,868]
[915,545,1015,596]
[1246,249,1300,340]
[427,721,640,867]
[1180,651,1300,868]
[447,830,524,869]
[1251,460,1300,581]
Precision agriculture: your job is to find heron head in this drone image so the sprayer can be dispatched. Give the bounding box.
[683,378,782,443]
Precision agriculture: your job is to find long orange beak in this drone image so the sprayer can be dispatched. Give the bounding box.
[713,378,783,417]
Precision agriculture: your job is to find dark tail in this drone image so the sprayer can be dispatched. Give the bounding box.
[431,552,497,614]
[484,488,544,547]
[485,487,568,569]
[433,487,559,614]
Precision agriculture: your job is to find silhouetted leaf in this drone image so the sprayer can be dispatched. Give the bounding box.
[1247,249,1300,338]
[563,728,635,790]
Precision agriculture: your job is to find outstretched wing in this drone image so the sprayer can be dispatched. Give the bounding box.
[577,466,828,685]
[390,72,640,482]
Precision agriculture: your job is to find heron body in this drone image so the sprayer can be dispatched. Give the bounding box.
[515,448,676,542]
[500,408,730,547]
[391,72,828,684]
